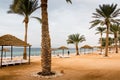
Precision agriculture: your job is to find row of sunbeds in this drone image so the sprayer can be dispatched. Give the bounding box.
[0,57,28,67]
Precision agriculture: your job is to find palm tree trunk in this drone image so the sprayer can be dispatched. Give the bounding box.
[119,41,120,49]
[41,0,52,75]
[119,42,120,48]
[115,32,118,53]
[76,44,79,55]
[105,23,110,57]
[100,33,103,54]
[23,17,28,60]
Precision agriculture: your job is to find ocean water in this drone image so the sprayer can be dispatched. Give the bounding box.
[0,47,98,57]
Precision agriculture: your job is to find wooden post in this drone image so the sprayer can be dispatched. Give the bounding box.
[11,46,13,60]
[28,46,31,64]
[1,46,3,68]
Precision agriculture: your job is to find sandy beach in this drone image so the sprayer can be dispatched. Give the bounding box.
[1,52,120,80]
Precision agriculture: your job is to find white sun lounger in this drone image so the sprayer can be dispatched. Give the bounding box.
[0,59,28,67]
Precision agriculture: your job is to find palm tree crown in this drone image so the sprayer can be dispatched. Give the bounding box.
[8,0,40,17]
[110,24,120,33]
[67,33,85,55]
[96,27,106,35]
[90,4,120,28]
[67,34,85,44]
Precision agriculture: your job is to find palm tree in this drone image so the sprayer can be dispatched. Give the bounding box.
[101,37,114,47]
[67,33,85,55]
[95,27,106,54]
[8,0,40,59]
[39,0,72,76]
[90,4,120,57]
[110,24,120,53]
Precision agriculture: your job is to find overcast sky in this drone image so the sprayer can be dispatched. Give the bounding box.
[0,0,120,48]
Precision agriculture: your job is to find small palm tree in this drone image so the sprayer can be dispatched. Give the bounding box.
[67,33,85,55]
[90,4,120,57]
[96,27,106,53]
[110,24,120,53]
[8,0,40,59]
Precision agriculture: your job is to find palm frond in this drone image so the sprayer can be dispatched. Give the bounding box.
[29,0,40,14]
[66,0,72,4]
[92,13,103,18]
[95,32,100,34]
[112,8,120,17]
[8,0,40,16]
[96,7,106,18]
[90,20,102,29]
[31,16,42,23]
[111,19,120,24]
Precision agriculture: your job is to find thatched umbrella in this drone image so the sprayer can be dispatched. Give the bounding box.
[80,45,93,54]
[0,34,31,68]
[58,46,68,56]
[0,34,30,46]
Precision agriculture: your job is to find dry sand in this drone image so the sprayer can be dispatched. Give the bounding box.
[1,52,120,80]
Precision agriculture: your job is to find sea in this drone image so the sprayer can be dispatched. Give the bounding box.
[0,47,98,57]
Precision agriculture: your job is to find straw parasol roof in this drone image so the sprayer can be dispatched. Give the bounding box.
[0,34,30,46]
[81,45,93,49]
[58,46,68,56]
[58,46,68,49]
[80,45,93,54]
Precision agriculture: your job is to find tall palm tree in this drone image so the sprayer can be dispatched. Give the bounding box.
[39,0,72,76]
[96,27,106,54]
[8,0,40,59]
[67,34,85,55]
[90,4,120,57]
[110,24,120,53]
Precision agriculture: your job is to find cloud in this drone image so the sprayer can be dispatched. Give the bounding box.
[0,0,120,47]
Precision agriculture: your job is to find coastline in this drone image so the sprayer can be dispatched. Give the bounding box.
[1,47,98,57]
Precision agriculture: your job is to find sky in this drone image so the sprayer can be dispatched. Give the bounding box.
[0,0,120,48]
